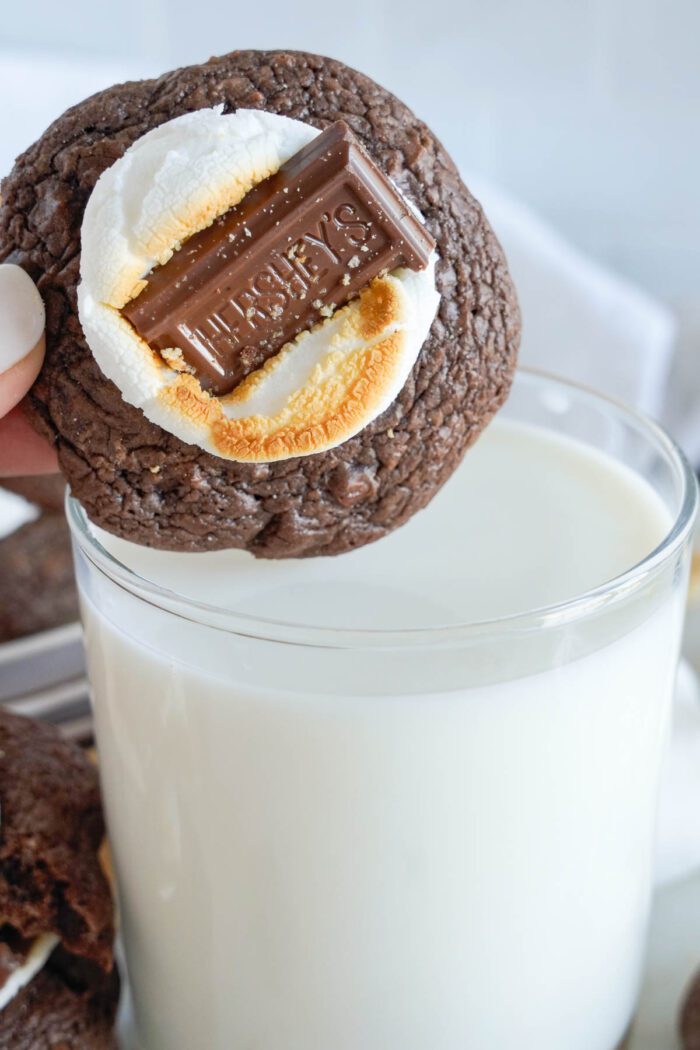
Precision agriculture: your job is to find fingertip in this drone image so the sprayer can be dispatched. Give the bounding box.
[0,406,58,475]
[0,264,46,376]
[0,337,46,418]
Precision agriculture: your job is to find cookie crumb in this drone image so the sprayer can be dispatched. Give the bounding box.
[161,347,195,375]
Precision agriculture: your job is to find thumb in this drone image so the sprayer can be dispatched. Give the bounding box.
[0,263,46,418]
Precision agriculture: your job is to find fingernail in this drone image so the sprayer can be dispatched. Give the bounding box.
[0,264,46,374]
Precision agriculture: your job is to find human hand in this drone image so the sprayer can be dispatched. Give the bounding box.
[0,264,57,476]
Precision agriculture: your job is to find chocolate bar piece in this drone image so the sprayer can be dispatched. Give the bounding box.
[122,121,435,396]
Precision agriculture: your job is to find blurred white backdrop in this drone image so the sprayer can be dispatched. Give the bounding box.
[1,0,698,449]
[3,0,698,305]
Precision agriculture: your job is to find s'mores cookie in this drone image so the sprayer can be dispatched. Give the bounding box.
[1,50,519,557]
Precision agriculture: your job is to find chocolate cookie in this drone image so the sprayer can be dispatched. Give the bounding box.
[0,711,119,1045]
[0,948,119,1050]
[0,50,520,558]
[1,473,66,513]
[0,709,114,969]
[682,969,700,1050]
[0,512,78,643]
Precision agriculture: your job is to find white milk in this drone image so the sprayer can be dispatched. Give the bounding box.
[76,420,687,1050]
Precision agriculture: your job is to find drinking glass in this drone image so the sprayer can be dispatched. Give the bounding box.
[68,370,698,1050]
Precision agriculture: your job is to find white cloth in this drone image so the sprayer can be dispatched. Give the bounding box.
[0,52,698,886]
[469,175,678,420]
[665,337,700,467]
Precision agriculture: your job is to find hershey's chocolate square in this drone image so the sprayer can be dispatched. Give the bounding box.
[122,121,435,395]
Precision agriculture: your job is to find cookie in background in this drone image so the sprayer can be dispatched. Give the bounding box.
[0,476,77,644]
[0,708,119,1049]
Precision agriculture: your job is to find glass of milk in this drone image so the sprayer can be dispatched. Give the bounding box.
[68,370,697,1050]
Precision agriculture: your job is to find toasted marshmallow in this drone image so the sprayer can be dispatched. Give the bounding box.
[0,932,59,1011]
[78,108,439,462]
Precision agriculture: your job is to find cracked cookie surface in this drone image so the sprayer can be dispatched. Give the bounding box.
[0,49,520,558]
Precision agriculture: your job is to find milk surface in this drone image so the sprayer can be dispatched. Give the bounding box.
[99,420,670,628]
[77,420,686,1050]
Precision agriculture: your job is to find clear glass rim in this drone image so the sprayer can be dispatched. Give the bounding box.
[67,368,699,651]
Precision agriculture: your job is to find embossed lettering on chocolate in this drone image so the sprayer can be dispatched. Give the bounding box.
[0,50,521,557]
[122,121,435,395]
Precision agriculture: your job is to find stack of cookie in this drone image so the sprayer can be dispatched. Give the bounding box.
[0,475,78,644]
[0,708,119,1048]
